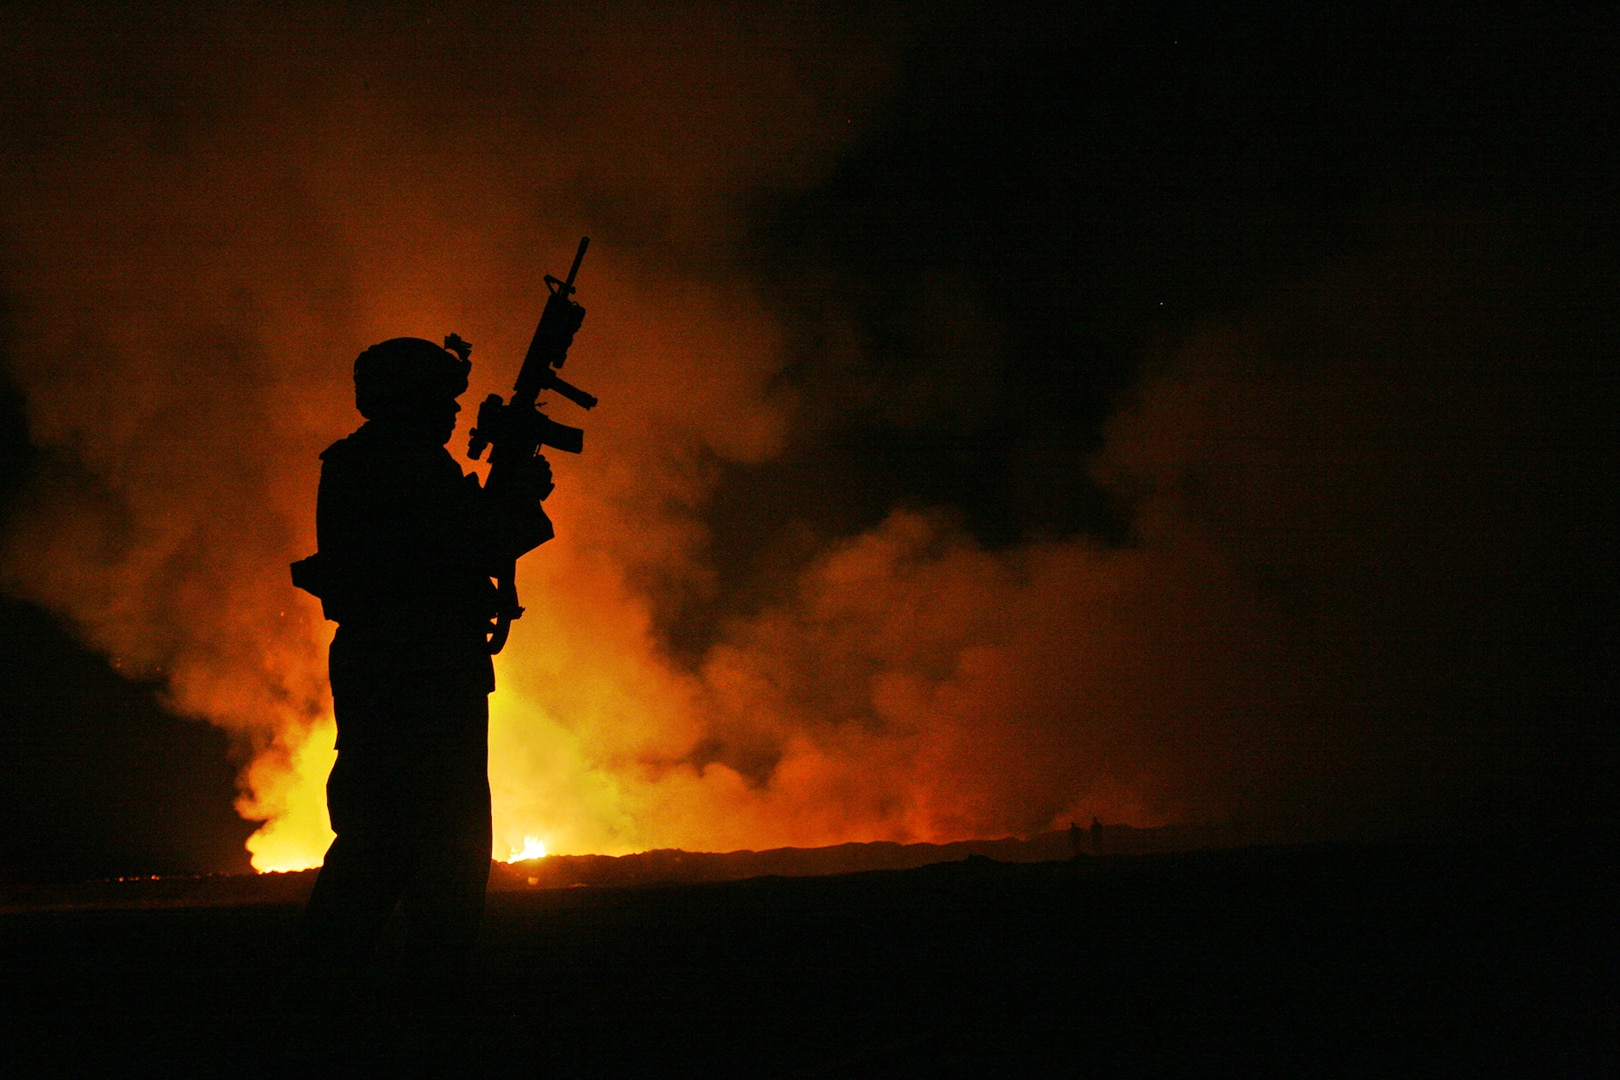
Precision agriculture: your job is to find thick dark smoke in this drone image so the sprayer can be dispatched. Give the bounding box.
[704,7,1620,837]
[0,0,907,866]
[2,3,1614,870]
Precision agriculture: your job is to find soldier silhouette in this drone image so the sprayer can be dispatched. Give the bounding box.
[292,336,554,1010]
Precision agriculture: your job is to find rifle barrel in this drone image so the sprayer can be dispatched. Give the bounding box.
[564,236,589,291]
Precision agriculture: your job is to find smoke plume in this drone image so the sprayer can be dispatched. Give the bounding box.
[3,4,1612,870]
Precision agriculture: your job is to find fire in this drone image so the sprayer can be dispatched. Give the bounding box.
[0,7,1196,876]
[240,718,339,873]
[505,836,550,863]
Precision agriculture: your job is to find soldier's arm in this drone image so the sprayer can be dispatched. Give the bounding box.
[480,453,555,562]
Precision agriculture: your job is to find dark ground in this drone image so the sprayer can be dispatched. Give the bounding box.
[1,840,1614,1077]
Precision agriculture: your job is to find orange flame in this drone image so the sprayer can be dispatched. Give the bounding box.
[9,7,1518,872]
[505,837,550,863]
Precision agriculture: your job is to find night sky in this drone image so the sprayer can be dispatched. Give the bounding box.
[2,2,1616,877]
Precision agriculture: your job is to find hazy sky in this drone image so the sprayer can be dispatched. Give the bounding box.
[2,2,1615,876]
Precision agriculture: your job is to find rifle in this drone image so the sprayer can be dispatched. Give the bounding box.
[461,235,598,654]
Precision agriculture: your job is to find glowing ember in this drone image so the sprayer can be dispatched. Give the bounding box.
[505,836,549,863]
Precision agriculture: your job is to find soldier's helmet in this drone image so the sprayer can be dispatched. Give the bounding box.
[353,337,471,420]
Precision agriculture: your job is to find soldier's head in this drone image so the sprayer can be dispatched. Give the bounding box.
[353,337,471,443]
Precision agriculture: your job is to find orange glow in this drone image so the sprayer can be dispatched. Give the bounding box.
[0,158,1202,873]
[505,837,550,863]
[238,719,337,873]
[0,8,900,872]
[0,8,1352,873]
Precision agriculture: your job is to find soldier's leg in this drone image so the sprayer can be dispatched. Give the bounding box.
[401,735,493,1004]
[403,836,492,993]
[302,752,411,972]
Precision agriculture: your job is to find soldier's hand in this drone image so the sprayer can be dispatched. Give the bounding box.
[528,451,556,502]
